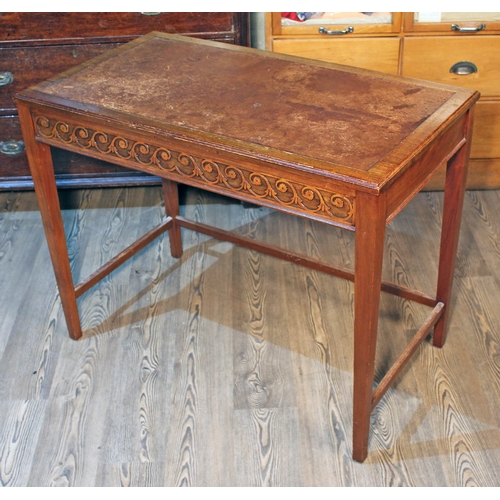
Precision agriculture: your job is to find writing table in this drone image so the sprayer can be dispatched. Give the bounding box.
[15,32,479,463]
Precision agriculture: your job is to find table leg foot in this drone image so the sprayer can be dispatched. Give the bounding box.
[18,104,82,340]
[352,191,387,462]
[433,110,474,348]
[162,179,183,258]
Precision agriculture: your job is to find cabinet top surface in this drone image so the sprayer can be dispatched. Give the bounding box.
[16,32,478,187]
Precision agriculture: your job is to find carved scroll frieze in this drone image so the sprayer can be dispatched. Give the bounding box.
[34,115,355,224]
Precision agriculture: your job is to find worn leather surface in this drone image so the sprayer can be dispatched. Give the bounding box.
[42,36,454,171]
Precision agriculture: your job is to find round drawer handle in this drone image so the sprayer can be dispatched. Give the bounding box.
[318,26,354,35]
[0,71,14,87]
[450,61,478,75]
[451,23,486,33]
[0,140,25,155]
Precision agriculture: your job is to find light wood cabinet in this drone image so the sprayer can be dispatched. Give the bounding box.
[266,12,500,189]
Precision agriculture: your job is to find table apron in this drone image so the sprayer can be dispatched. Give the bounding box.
[385,113,468,224]
[31,110,357,229]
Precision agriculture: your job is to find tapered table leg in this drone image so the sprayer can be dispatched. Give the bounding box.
[161,178,183,258]
[433,110,474,348]
[352,191,387,463]
[18,104,82,340]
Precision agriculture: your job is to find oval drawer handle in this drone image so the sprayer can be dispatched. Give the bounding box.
[0,71,14,87]
[450,61,478,75]
[318,26,354,35]
[140,12,162,16]
[451,23,486,32]
[0,140,25,155]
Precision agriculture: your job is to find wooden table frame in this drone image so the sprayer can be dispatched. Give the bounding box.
[15,33,479,463]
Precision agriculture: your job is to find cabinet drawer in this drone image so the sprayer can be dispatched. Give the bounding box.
[402,36,500,97]
[0,12,236,43]
[0,43,120,113]
[272,37,400,74]
[471,101,500,158]
[0,115,158,188]
[0,115,29,177]
[403,12,500,34]
[0,114,22,141]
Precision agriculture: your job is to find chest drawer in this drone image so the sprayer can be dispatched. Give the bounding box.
[0,43,120,114]
[0,115,29,177]
[272,37,400,74]
[0,114,159,187]
[470,101,500,158]
[402,36,500,97]
[0,12,236,43]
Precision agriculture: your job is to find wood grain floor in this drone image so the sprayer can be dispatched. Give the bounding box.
[1,183,499,486]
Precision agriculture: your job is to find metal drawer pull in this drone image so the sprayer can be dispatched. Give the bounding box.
[319,26,354,35]
[0,140,25,155]
[140,12,162,16]
[451,23,486,32]
[0,71,14,87]
[450,61,478,75]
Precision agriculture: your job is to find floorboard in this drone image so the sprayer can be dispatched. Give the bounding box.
[0,185,499,486]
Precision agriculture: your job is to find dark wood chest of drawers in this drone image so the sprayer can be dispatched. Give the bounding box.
[0,12,249,190]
